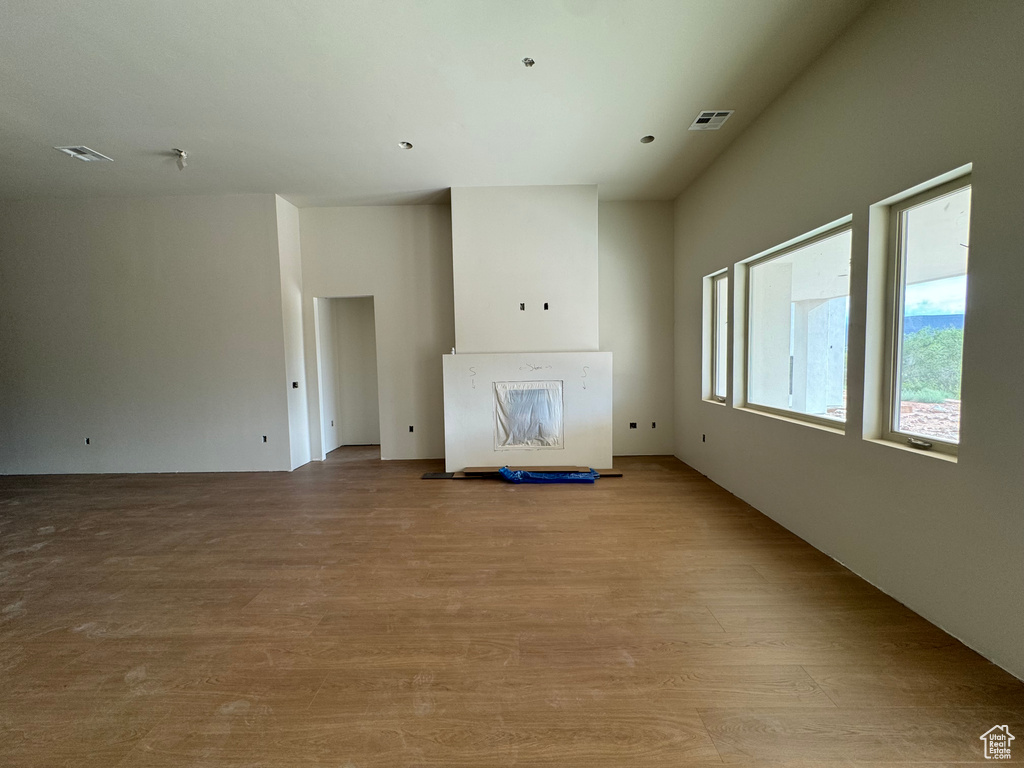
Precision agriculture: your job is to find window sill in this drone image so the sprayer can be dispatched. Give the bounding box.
[735,405,846,435]
[863,437,958,463]
[703,398,727,407]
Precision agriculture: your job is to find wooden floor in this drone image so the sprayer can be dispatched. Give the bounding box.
[1,448,1021,767]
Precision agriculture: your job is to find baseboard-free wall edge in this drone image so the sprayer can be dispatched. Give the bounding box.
[823,552,1023,683]
[670,452,1024,683]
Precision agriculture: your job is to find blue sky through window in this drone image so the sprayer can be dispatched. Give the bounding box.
[905,275,967,316]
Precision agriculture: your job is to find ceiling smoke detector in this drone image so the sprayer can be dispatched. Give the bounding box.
[522,57,535,68]
[54,146,113,162]
[688,110,734,131]
[398,141,413,150]
[640,135,655,144]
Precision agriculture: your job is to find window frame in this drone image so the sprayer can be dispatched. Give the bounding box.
[710,271,729,404]
[881,175,971,457]
[742,220,853,430]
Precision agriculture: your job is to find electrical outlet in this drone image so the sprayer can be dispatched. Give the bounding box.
[629,422,637,429]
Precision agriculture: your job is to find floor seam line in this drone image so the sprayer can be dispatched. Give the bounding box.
[696,707,727,764]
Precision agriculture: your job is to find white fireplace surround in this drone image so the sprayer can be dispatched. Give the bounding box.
[442,351,612,472]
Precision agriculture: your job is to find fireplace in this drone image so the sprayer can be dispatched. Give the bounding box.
[443,184,611,471]
[442,352,611,472]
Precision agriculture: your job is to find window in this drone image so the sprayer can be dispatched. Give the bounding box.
[745,223,852,426]
[884,178,971,454]
[703,270,729,403]
[712,272,729,401]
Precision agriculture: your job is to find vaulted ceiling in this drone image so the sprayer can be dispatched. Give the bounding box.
[0,0,870,205]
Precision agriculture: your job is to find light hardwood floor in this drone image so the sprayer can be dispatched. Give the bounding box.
[1,447,1021,766]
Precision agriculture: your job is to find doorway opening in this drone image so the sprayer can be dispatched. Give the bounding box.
[315,296,381,456]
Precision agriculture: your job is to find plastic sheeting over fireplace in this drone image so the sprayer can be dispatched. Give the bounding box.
[493,381,564,450]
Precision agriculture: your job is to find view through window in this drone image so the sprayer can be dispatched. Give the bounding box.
[892,183,971,445]
[747,226,851,423]
[712,273,728,400]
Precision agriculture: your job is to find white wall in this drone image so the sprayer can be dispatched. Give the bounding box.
[673,0,1024,678]
[299,205,454,460]
[0,195,292,473]
[275,196,310,470]
[451,185,599,354]
[599,202,674,455]
[333,296,380,445]
[315,298,342,454]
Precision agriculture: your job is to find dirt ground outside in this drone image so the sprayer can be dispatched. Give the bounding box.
[827,399,960,443]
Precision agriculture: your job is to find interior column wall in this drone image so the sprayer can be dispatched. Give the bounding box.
[276,195,311,470]
[673,0,1024,678]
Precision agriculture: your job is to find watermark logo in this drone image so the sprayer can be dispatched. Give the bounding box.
[980,725,1014,760]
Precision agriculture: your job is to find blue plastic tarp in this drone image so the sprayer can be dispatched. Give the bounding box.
[498,467,598,484]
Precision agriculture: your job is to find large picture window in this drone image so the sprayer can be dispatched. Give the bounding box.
[884,178,971,454]
[745,224,852,426]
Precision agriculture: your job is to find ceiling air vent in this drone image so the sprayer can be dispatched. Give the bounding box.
[688,110,734,131]
[54,146,114,162]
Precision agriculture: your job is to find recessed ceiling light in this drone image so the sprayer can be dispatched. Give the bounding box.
[54,146,113,162]
[398,141,413,150]
[640,135,655,144]
[522,57,535,68]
